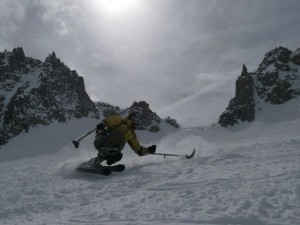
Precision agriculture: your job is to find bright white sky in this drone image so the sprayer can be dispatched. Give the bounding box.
[1,0,300,126]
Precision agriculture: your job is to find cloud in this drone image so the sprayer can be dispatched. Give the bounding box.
[0,0,26,40]
[1,0,300,126]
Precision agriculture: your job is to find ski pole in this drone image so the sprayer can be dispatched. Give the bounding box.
[72,128,96,149]
[151,148,195,159]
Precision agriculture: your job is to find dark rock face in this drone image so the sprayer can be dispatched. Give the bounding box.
[256,47,300,104]
[219,46,300,127]
[219,65,255,127]
[0,47,97,145]
[291,48,300,65]
[165,116,180,128]
[129,101,161,132]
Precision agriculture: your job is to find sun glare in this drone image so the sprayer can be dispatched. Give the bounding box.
[98,0,138,14]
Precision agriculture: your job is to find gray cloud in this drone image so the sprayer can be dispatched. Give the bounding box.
[1,0,300,126]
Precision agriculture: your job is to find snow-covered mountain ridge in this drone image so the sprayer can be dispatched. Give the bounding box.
[0,47,97,146]
[219,47,300,127]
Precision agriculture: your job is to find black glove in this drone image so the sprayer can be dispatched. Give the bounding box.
[96,123,106,132]
[148,145,156,154]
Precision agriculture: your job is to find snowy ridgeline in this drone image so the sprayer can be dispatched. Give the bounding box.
[0,106,299,225]
[0,48,97,146]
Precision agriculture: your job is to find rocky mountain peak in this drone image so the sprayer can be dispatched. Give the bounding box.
[130,101,150,109]
[219,46,300,127]
[10,47,26,62]
[218,64,255,127]
[0,48,97,146]
[44,51,65,71]
[45,51,57,62]
[2,47,28,71]
[256,47,300,104]
[241,64,248,77]
[129,101,161,132]
[262,46,291,65]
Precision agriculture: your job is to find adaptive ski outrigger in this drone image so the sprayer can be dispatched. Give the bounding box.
[151,148,196,159]
[72,128,96,149]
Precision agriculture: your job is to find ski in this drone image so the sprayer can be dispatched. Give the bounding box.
[102,164,125,172]
[77,165,112,176]
[77,158,125,176]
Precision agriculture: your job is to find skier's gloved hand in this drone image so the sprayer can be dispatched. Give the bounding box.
[96,123,105,132]
[148,145,156,154]
[137,145,156,156]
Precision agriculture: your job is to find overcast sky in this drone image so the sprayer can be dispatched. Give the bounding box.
[1,0,300,127]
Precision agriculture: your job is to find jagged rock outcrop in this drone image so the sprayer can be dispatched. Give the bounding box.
[0,47,97,145]
[218,65,255,127]
[129,101,161,132]
[95,101,180,132]
[219,46,300,127]
[165,116,180,128]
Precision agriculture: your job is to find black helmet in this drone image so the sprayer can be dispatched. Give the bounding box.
[128,109,142,125]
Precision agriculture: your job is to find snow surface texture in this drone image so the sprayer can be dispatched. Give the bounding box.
[0,116,299,225]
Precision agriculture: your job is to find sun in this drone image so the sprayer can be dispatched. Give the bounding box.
[98,0,138,14]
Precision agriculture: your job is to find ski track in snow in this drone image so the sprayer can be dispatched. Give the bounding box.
[0,120,300,225]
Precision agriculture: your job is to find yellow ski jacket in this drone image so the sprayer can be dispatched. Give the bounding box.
[98,115,149,156]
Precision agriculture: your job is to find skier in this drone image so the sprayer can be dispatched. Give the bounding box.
[92,109,156,166]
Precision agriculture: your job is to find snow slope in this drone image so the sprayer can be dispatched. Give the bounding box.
[0,115,300,225]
